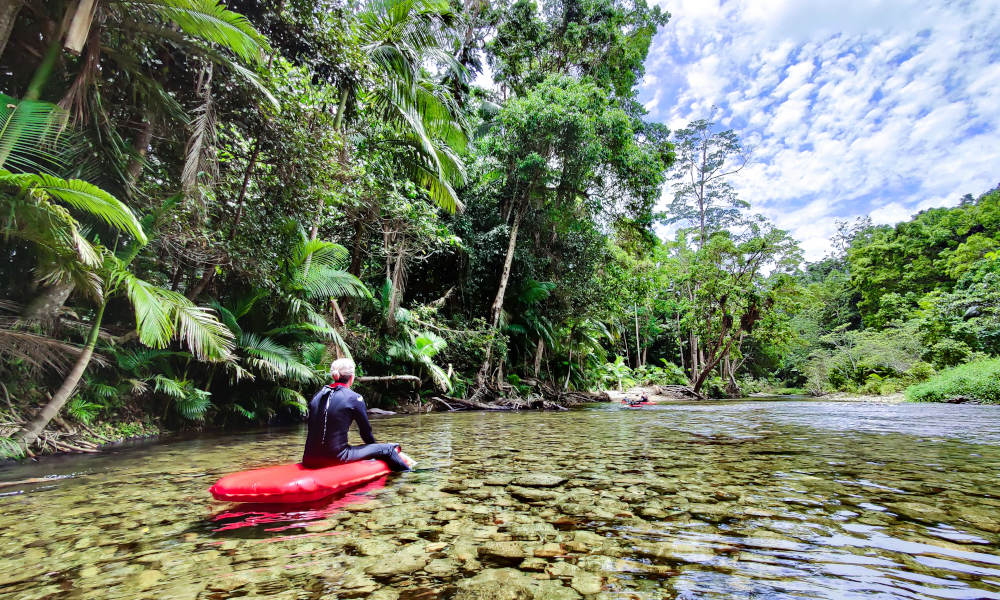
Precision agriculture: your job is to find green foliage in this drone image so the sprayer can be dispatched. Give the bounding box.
[0,437,26,460]
[634,362,687,386]
[906,358,1000,404]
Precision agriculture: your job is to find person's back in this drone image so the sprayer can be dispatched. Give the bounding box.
[301,358,410,471]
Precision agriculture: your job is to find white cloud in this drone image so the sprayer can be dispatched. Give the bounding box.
[645,0,1000,261]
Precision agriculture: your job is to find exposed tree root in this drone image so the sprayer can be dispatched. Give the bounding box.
[2,412,104,457]
[430,378,609,412]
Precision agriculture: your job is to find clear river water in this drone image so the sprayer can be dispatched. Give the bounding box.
[1,399,999,600]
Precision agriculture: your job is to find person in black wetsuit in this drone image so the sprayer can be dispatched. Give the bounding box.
[302,358,411,471]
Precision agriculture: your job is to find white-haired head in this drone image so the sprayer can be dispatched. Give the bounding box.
[330,358,356,384]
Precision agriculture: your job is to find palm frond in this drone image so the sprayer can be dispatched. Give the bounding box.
[153,374,186,399]
[239,333,315,382]
[274,387,307,414]
[174,386,212,420]
[123,0,272,65]
[0,95,67,173]
[210,300,242,336]
[0,325,83,372]
[230,403,255,420]
[298,266,371,299]
[0,170,147,242]
[293,239,350,271]
[112,268,234,361]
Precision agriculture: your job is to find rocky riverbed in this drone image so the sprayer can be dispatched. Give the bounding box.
[1,401,999,599]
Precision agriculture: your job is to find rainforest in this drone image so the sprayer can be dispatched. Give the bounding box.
[1,0,999,458]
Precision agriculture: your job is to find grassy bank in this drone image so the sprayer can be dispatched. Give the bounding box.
[906,358,1000,404]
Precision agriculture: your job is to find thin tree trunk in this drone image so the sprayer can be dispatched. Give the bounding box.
[634,302,641,368]
[563,344,573,391]
[386,244,406,331]
[349,218,364,276]
[0,0,23,59]
[16,301,106,445]
[125,117,154,186]
[676,314,685,373]
[532,338,544,378]
[488,207,522,329]
[229,137,261,239]
[689,330,699,379]
[186,268,215,301]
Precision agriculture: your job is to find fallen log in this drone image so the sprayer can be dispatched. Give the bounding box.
[356,375,421,386]
[655,385,706,401]
[0,477,51,489]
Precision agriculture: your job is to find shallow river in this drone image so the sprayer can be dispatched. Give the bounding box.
[2,400,1000,600]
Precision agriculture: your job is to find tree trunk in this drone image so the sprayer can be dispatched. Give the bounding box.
[563,344,573,390]
[64,0,98,54]
[186,267,215,301]
[633,302,641,368]
[16,301,105,446]
[0,0,24,59]
[228,137,261,239]
[532,338,544,378]
[676,315,685,373]
[488,207,523,329]
[386,245,406,331]
[21,279,75,326]
[125,116,154,186]
[688,330,699,379]
[349,218,364,276]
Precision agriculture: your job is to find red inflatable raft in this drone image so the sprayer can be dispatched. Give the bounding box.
[621,400,653,407]
[210,460,392,503]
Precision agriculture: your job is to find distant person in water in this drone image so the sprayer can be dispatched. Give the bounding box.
[302,358,412,471]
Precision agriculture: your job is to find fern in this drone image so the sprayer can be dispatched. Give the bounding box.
[66,397,103,424]
[174,387,212,420]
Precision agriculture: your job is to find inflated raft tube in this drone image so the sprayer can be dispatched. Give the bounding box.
[211,459,393,503]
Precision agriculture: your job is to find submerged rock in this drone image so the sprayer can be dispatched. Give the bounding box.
[364,543,429,577]
[569,573,602,595]
[454,568,538,600]
[512,474,567,488]
[887,501,949,524]
[478,541,528,561]
[508,486,558,502]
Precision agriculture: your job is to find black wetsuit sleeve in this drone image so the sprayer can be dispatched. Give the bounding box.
[355,399,376,444]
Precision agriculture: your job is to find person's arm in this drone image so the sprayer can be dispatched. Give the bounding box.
[354,395,377,444]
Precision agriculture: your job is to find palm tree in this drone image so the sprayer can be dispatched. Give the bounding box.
[280,229,371,353]
[387,330,452,392]
[303,0,469,245]
[4,0,274,321]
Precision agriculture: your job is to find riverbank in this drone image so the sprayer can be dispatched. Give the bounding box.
[823,391,906,403]
[607,385,909,405]
[605,385,706,404]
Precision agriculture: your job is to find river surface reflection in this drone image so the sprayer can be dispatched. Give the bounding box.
[1,399,998,599]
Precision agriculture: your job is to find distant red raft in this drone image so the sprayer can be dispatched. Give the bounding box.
[621,400,653,407]
[209,460,391,503]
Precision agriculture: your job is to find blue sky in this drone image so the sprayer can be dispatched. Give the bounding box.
[640,0,1000,260]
